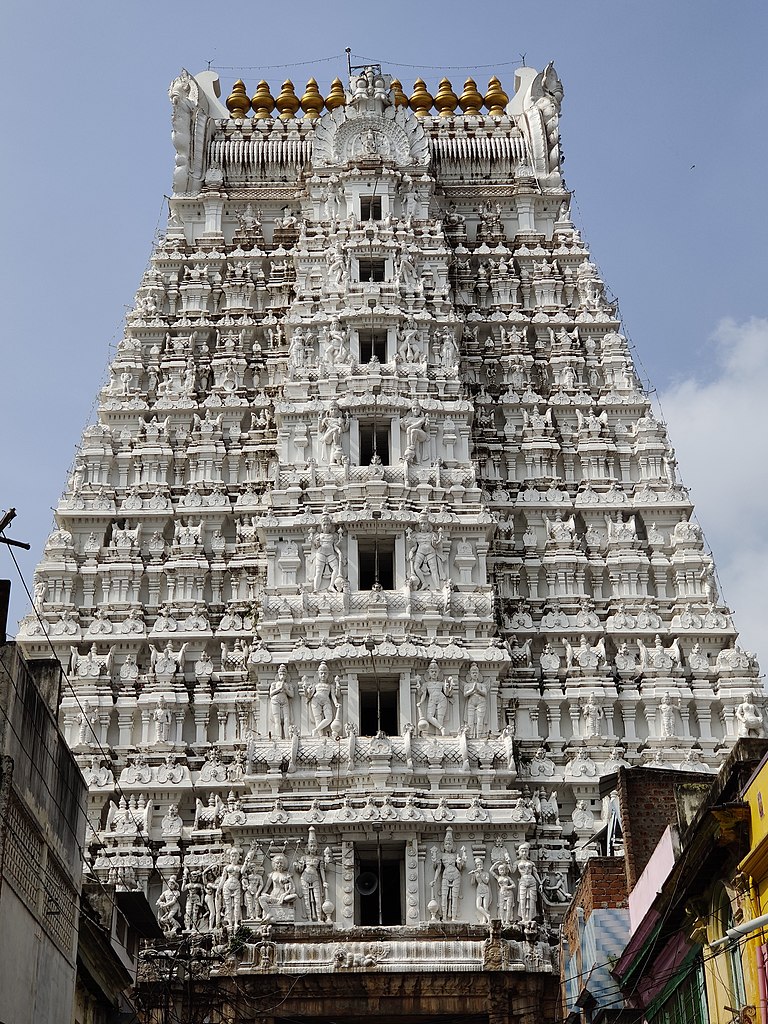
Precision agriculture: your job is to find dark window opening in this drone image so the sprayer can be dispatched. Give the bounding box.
[359,329,387,363]
[356,844,404,926]
[358,536,394,590]
[358,259,386,283]
[359,421,390,465]
[359,677,399,736]
[360,196,382,221]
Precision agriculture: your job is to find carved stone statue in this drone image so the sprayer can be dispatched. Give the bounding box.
[490,853,516,927]
[416,661,454,735]
[293,827,331,922]
[407,513,444,590]
[152,696,172,744]
[462,663,488,738]
[156,876,183,934]
[258,852,298,922]
[516,842,541,923]
[430,828,466,922]
[270,664,295,739]
[736,693,764,738]
[469,857,492,924]
[307,515,345,591]
[304,662,340,736]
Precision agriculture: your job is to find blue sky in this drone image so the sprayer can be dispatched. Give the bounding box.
[2,0,767,668]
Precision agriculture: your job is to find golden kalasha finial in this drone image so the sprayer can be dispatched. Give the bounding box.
[301,78,324,120]
[389,78,408,107]
[325,77,346,110]
[434,77,458,117]
[459,77,483,117]
[484,76,509,117]
[275,79,300,120]
[226,79,251,120]
[409,78,433,117]
[251,80,275,120]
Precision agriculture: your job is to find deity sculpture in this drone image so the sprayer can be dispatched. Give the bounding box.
[490,854,516,927]
[152,696,173,744]
[156,876,183,935]
[293,827,331,922]
[416,661,454,735]
[218,846,245,930]
[462,663,488,738]
[736,693,764,738]
[516,842,541,923]
[430,828,467,922]
[402,402,430,462]
[469,857,492,924]
[269,664,295,739]
[304,662,341,736]
[318,403,349,465]
[258,853,298,921]
[307,515,345,591]
[406,513,445,590]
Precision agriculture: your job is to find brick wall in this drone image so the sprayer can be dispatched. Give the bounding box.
[617,767,702,889]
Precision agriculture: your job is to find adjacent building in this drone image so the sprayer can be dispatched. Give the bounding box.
[16,60,764,1024]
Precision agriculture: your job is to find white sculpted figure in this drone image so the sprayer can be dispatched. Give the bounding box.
[318,402,349,465]
[156,877,183,935]
[270,664,295,739]
[407,512,445,590]
[258,853,298,920]
[581,694,604,738]
[402,402,430,462]
[431,828,466,922]
[304,662,340,736]
[659,692,678,739]
[293,827,330,922]
[516,842,541,924]
[324,319,350,365]
[218,846,245,930]
[490,853,516,926]
[152,696,172,744]
[307,515,345,591]
[416,661,454,735]
[736,693,764,738]
[469,857,492,924]
[463,663,488,738]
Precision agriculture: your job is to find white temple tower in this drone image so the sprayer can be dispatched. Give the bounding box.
[18,63,763,1023]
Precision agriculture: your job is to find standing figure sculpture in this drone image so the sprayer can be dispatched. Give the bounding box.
[294,827,330,922]
[307,515,345,591]
[463,663,488,738]
[304,662,340,736]
[218,846,245,930]
[490,854,516,926]
[469,856,492,924]
[516,842,541,923]
[431,828,467,922]
[153,696,173,744]
[156,877,183,935]
[318,402,348,465]
[407,513,445,589]
[402,402,430,462]
[269,664,295,739]
[416,661,454,735]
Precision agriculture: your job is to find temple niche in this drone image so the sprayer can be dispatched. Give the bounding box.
[18,60,761,1024]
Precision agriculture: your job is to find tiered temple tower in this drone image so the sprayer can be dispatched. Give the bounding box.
[19,63,763,1023]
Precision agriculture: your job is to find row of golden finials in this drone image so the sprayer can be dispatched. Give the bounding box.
[225,75,511,121]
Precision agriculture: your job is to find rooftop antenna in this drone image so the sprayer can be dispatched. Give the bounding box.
[346,47,352,78]
[519,53,527,67]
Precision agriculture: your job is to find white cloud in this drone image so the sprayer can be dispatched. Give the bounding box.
[658,317,768,676]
